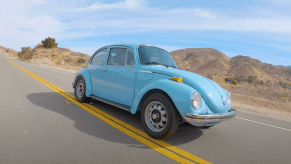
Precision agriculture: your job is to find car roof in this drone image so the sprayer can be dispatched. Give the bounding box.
[105,43,159,50]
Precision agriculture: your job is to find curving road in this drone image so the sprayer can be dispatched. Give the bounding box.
[1,50,291,164]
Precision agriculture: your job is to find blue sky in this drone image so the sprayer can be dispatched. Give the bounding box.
[0,0,290,65]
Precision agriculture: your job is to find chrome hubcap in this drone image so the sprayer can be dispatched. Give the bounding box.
[76,80,85,98]
[145,101,168,132]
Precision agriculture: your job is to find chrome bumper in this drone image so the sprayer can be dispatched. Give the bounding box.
[185,109,236,123]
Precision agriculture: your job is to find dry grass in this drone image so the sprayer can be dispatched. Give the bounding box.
[16,45,90,71]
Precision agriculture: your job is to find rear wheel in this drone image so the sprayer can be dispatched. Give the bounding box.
[74,76,89,102]
[141,93,179,139]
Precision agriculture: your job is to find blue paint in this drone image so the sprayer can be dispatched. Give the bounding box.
[73,44,235,128]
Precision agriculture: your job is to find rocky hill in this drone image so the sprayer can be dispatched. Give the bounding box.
[170,48,291,102]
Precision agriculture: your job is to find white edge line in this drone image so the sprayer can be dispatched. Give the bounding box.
[235,117,291,132]
[27,63,75,76]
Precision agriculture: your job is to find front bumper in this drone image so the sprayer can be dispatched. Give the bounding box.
[184,108,236,123]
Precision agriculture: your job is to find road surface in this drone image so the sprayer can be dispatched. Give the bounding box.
[1,50,291,164]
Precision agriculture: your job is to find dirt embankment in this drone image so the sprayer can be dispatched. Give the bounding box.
[9,44,91,72]
[232,94,291,120]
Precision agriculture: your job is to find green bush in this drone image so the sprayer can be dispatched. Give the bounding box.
[41,37,58,49]
[51,54,56,57]
[78,58,86,64]
[232,79,238,85]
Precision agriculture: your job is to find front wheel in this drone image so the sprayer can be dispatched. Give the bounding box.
[74,76,89,102]
[141,93,180,139]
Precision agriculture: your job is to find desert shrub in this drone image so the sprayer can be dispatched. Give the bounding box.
[247,76,256,83]
[51,54,56,57]
[225,78,232,84]
[280,82,291,89]
[234,75,247,83]
[225,78,238,85]
[232,79,238,85]
[184,53,194,60]
[41,37,58,49]
[78,58,86,64]
[259,80,264,85]
[185,68,190,71]
[21,46,31,53]
[18,52,23,58]
[25,52,34,60]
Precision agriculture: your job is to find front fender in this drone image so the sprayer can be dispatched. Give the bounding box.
[130,79,207,117]
[73,68,92,97]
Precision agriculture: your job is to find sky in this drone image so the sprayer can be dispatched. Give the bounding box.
[0,0,290,65]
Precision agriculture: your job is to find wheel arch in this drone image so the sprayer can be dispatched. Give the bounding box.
[130,79,196,118]
[73,68,92,97]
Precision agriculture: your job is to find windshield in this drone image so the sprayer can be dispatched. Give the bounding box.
[138,46,177,68]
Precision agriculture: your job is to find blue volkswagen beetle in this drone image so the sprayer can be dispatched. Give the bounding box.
[73,44,236,139]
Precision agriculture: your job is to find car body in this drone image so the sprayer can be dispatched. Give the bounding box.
[72,43,236,139]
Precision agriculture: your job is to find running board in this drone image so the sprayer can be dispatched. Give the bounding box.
[90,95,131,111]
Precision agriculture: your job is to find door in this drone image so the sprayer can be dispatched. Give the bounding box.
[87,48,108,97]
[96,47,136,106]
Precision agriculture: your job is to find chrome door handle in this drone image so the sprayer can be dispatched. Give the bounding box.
[102,68,108,71]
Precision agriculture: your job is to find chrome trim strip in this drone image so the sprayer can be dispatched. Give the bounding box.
[138,70,152,73]
[90,96,130,111]
[184,109,236,123]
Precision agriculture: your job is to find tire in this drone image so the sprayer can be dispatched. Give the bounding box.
[74,76,89,102]
[141,93,180,139]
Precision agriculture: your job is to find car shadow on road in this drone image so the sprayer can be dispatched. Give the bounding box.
[27,92,204,149]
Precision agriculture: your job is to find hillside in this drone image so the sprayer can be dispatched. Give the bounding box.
[170,48,291,103]
[8,44,90,71]
[232,55,291,79]
[171,48,231,76]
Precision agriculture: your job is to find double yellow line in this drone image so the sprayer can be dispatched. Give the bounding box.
[4,56,211,164]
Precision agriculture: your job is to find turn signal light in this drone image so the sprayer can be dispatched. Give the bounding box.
[170,77,183,83]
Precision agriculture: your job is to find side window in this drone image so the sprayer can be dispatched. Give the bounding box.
[126,49,134,66]
[91,48,108,65]
[107,48,127,66]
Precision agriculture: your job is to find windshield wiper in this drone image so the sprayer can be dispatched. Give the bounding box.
[145,62,168,67]
[167,65,177,69]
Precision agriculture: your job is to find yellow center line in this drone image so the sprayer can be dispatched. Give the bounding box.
[4,56,212,164]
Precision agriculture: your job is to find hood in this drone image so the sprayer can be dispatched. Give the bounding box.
[151,67,230,113]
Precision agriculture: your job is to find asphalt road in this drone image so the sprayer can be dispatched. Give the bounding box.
[1,50,291,164]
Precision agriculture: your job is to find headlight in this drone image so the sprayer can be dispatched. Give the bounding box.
[227,92,231,105]
[191,91,202,109]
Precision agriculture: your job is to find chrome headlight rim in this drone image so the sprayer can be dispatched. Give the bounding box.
[227,92,231,105]
[191,91,202,109]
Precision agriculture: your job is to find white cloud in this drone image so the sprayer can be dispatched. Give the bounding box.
[273,45,291,52]
[272,55,291,65]
[76,0,145,11]
[1,0,291,52]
